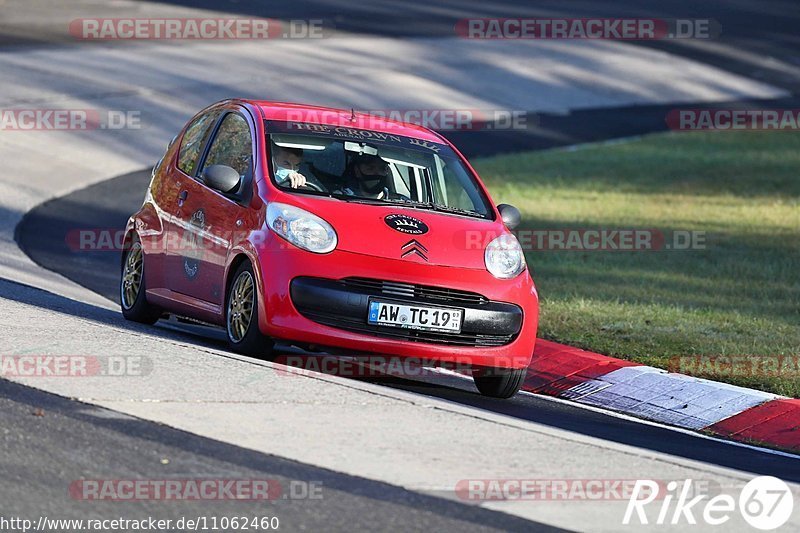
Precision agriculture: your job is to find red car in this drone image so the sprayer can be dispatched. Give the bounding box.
[120,99,538,398]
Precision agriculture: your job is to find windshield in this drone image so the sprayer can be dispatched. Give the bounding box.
[265,121,493,219]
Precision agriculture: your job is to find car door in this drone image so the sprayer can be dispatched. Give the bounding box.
[170,110,256,307]
[164,108,222,300]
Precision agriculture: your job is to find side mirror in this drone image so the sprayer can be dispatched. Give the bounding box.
[201,165,241,194]
[497,204,521,230]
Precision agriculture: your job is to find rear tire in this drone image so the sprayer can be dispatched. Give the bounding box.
[226,261,274,358]
[473,367,526,399]
[120,237,161,325]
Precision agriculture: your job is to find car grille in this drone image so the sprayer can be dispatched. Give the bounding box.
[341,277,489,305]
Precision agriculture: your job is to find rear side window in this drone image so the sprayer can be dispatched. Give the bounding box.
[200,113,253,178]
[177,110,219,176]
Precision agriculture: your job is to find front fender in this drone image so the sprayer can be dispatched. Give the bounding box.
[226,229,270,330]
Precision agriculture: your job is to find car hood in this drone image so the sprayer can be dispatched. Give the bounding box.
[283,195,507,270]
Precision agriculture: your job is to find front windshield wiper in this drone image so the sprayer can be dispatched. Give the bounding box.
[432,204,487,218]
[327,192,386,204]
[381,197,487,219]
[328,192,487,219]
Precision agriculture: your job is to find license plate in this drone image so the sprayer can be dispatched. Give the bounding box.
[367,300,463,333]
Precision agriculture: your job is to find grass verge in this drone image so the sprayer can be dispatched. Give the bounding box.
[474,131,800,397]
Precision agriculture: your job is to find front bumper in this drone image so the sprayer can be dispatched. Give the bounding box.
[254,239,538,369]
[290,277,523,347]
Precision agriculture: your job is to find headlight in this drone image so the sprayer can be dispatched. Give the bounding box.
[485,233,526,279]
[266,202,337,254]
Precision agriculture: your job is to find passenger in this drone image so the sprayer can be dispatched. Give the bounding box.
[337,154,392,199]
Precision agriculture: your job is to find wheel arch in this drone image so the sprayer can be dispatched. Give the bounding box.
[224,247,268,334]
[120,226,138,271]
[225,253,251,297]
[224,247,264,305]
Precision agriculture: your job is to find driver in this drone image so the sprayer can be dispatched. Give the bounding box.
[337,154,392,199]
[272,145,309,189]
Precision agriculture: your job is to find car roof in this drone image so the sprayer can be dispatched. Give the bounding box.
[243,100,447,144]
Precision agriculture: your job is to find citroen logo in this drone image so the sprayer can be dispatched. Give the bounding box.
[401,239,428,262]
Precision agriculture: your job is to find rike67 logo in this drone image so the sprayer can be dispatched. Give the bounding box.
[624,476,794,530]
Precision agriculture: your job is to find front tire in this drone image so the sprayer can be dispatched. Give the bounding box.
[120,237,161,324]
[226,261,274,358]
[473,367,526,399]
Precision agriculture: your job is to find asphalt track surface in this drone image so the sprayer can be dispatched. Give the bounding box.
[4,0,800,95]
[15,169,800,484]
[2,0,799,158]
[0,376,556,532]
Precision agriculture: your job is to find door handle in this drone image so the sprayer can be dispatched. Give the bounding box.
[177,190,188,207]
